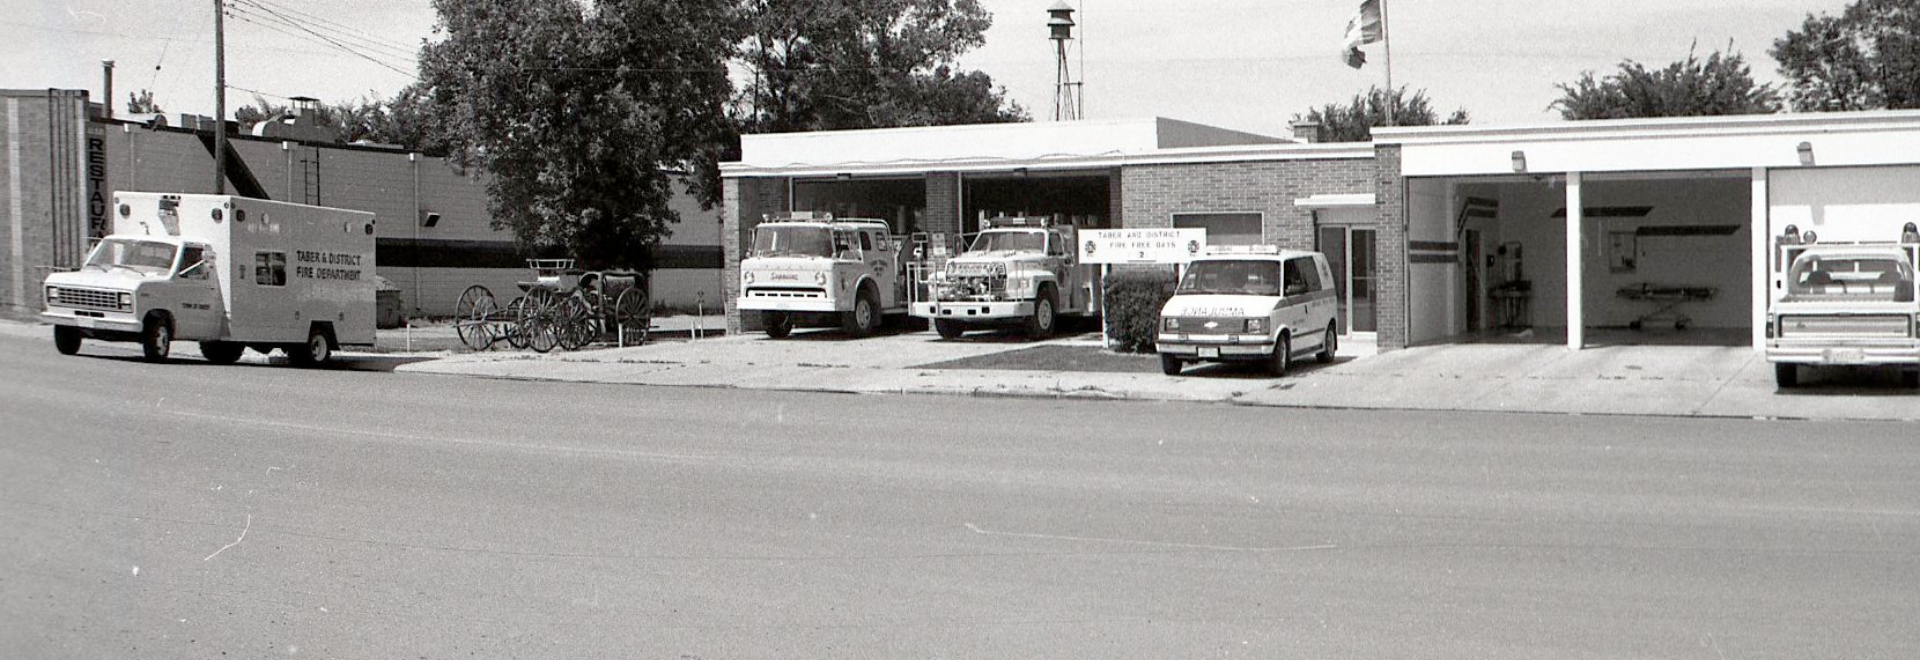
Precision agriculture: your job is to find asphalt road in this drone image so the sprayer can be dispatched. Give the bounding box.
[3,332,1918,659]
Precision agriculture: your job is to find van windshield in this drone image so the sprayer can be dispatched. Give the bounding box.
[83,238,177,276]
[1178,260,1282,296]
[1786,254,1916,302]
[750,225,833,258]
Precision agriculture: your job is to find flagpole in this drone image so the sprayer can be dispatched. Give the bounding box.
[1381,0,1394,126]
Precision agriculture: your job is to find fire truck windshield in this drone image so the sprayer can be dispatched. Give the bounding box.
[1787,254,1916,302]
[751,225,833,258]
[83,238,177,276]
[968,231,1046,253]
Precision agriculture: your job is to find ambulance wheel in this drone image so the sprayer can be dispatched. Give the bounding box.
[54,326,81,355]
[1159,353,1183,376]
[763,311,793,339]
[842,287,879,338]
[140,314,173,363]
[1317,323,1338,364]
[1774,363,1797,389]
[200,341,244,365]
[290,326,333,368]
[1025,286,1058,339]
[935,319,965,340]
[1270,334,1291,377]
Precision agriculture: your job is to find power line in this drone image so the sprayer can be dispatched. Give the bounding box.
[225,1,414,77]
[226,0,417,62]
[240,0,420,60]
[223,3,417,66]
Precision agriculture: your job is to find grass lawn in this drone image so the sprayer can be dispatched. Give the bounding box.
[914,344,1161,373]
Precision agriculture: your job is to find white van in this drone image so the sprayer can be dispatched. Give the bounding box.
[1156,247,1339,376]
[41,192,376,365]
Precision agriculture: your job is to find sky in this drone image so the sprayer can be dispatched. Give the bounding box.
[7,0,1858,137]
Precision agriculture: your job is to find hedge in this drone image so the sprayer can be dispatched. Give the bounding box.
[1102,268,1177,353]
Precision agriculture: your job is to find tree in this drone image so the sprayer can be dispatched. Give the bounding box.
[1551,42,1781,120]
[1772,0,1920,111]
[1291,86,1469,143]
[126,89,163,115]
[735,0,1026,133]
[231,88,449,155]
[417,0,738,269]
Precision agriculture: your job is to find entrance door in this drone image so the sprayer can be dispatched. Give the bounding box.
[1464,229,1482,332]
[1316,225,1378,334]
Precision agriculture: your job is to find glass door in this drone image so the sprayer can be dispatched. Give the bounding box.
[1316,225,1378,334]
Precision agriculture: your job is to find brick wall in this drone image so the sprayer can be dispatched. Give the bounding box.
[1,90,90,321]
[1120,158,1373,246]
[924,172,959,235]
[1373,145,1408,350]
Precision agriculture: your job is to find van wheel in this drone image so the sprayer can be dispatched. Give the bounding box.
[1317,324,1338,364]
[1025,285,1058,339]
[935,318,965,340]
[1774,363,1797,389]
[141,316,172,363]
[54,326,82,355]
[289,327,332,368]
[200,341,244,365]
[1270,334,1291,377]
[842,286,879,337]
[763,311,794,339]
[1160,353,1183,375]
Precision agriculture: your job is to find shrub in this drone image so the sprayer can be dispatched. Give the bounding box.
[1102,268,1177,353]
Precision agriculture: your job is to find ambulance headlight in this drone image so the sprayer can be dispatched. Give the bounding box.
[1163,317,1180,331]
[45,286,58,302]
[118,292,132,309]
[1244,318,1266,334]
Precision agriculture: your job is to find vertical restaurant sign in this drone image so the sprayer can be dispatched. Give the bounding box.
[85,123,108,238]
[1078,228,1207,264]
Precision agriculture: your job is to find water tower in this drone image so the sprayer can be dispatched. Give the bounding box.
[1048,1,1081,121]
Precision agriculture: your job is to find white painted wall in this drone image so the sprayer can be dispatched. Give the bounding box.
[1769,165,1920,243]
[1407,178,1454,344]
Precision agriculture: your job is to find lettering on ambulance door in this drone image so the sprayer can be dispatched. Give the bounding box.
[175,245,221,338]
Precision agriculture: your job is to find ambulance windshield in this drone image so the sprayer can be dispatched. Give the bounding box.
[751,225,833,258]
[1178,260,1282,296]
[83,238,178,276]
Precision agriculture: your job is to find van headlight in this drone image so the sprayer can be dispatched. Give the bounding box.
[1163,317,1180,331]
[1244,318,1266,334]
[119,292,133,309]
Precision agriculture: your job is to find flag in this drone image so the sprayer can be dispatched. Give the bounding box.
[1342,0,1383,69]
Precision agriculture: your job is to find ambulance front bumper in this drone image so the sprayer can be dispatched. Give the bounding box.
[1157,334,1277,359]
[42,309,141,333]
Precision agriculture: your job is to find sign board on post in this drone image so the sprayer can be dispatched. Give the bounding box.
[1079,228,1207,264]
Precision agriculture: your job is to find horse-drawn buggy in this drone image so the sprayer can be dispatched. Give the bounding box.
[451,259,651,352]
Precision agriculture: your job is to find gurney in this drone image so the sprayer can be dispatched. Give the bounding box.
[1616,283,1716,330]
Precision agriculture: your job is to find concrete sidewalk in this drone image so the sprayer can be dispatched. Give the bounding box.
[394,325,1920,422]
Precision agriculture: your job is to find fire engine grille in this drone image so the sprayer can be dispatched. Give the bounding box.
[1164,317,1243,335]
[936,276,1006,301]
[1778,314,1913,338]
[745,286,827,299]
[51,287,124,311]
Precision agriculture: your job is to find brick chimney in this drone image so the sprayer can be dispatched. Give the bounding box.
[1289,120,1322,144]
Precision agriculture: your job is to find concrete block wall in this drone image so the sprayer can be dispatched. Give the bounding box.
[1373,146,1409,350]
[723,176,789,335]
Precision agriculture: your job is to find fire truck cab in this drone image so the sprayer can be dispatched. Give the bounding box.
[1765,223,1920,388]
[737,213,908,338]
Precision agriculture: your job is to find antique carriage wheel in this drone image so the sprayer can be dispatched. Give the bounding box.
[452,285,497,350]
[521,289,561,353]
[613,287,651,345]
[503,296,530,349]
[557,295,595,351]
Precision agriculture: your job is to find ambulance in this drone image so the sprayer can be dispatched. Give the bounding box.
[41,192,377,366]
[1156,246,1339,377]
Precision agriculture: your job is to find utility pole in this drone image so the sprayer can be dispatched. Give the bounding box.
[214,0,227,194]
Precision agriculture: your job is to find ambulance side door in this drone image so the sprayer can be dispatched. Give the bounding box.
[172,243,223,340]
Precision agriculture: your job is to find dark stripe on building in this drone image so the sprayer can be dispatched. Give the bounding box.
[1550,206,1654,218]
[1409,240,1459,251]
[377,239,722,270]
[1410,253,1457,264]
[1636,224,1741,236]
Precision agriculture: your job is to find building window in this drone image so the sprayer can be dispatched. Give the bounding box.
[254,251,287,286]
[1172,212,1263,246]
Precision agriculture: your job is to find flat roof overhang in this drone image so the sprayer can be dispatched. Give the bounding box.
[721,142,1375,178]
[1374,110,1920,177]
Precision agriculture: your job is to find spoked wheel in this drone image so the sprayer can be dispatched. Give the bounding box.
[614,287,651,345]
[503,297,530,349]
[521,289,560,353]
[557,295,594,351]
[453,285,497,350]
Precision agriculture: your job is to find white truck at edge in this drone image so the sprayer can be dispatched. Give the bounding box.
[41,192,377,366]
[737,214,908,338]
[1764,222,1920,388]
[910,216,1098,339]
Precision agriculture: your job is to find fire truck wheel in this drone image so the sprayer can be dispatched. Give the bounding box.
[1774,363,1797,388]
[1025,286,1058,338]
[1903,369,1919,389]
[200,341,244,365]
[290,326,333,368]
[1159,353,1183,375]
[763,311,794,339]
[54,325,81,355]
[842,286,879,337]
[140,315,173,363]
[935,319,965,340]
[1317,323,1338,364]
[1269,333,1291,377]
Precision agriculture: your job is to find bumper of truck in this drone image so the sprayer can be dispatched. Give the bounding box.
[736,297,844,314]
[912,301,1033,321]
[42,310,141,334]
[1766,339,1920,366]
